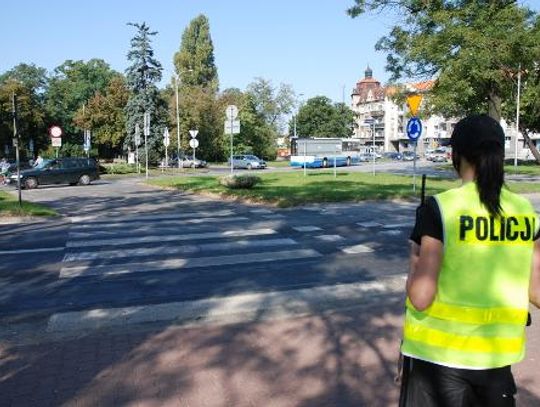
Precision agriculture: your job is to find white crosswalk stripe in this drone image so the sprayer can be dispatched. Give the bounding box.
[66,228,277,248]
[60,249,321,278]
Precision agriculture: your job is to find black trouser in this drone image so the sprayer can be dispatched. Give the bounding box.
[402,358,516,407]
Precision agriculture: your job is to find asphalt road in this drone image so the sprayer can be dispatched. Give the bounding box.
[0,176,417,338]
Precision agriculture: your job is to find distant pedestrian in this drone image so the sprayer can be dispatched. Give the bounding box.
[401,114,540,406]
[34,155,43,167]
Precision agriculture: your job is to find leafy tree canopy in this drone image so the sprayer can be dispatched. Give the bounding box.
[174,14,218,91]
[294,96,355,138]
[45,59,117,139]
[348,1,538,121]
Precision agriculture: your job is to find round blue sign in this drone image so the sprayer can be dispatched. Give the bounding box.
[406,117,422,141]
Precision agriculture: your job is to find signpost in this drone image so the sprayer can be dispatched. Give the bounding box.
[406,115,423,193]
[143,112,150,179]
[364,117,376,175]
[49,125,63,158]
[188,129,199,161]
[134,124,141,174]
[83,130,91,158]
[163,128,170,170]
[225,105,240,174]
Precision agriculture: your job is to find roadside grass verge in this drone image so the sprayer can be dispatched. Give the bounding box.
[436,162,540,176]
[0,191,57,217]
[148,171,540,207]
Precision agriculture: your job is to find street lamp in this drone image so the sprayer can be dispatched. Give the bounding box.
[174,68,193,169]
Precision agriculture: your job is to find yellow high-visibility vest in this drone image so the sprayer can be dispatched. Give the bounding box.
[402,182,538,368]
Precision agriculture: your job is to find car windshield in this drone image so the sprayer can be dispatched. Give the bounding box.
[245,155,258,160]
[36,159,52,169]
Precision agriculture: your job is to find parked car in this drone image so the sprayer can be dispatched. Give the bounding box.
[429,147,449,162]
[358,152,381,162]
[8,157,99,189]
[181,156,207,168]
[402,151,420,161]
[383,152,403,161]
[229,155,267,170]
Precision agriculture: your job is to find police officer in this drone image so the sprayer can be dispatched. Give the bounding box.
[401,114,540,406]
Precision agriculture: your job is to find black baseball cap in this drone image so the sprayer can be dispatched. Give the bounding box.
[443,114,505,152]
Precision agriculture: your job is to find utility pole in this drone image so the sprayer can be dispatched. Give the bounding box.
[12,93,22,207]
[514,64,521,168]
[175,74,181,169]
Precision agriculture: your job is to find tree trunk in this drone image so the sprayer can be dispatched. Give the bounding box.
[487,90,502,122]
[522,129,540,165]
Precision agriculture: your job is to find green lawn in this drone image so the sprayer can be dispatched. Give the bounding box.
[148,171,540,207]
[0,191,57,217]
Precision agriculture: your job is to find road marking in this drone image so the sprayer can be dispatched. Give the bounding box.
[60,249,322,278]
[69,216,249,236]
[63,238,298,262]
[262,214,285,219]
[47,275,406,332]
[0,247,65,255]
[250,209,274,214]
[379,230,402,236]
[383,223,413,229]
[357,222,383,228]
[70,209,237,224]
[292,226,322,232]
[315,234,345,242]
[66,228,277,248]
[340,244,374,254]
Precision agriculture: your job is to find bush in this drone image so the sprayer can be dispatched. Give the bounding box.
[220,174,261,189]
[100,163,138,174]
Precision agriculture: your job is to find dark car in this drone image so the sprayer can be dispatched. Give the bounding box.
[8,157,99,189]
[383,152,403,160]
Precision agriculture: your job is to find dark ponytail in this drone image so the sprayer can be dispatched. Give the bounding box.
[465,142,505,217]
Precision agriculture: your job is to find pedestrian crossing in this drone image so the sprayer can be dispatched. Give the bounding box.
[47,206,413,332]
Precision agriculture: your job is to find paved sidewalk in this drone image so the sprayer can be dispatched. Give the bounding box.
[1,304,539,407]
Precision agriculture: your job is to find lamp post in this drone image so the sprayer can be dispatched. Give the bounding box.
[514,64,521,168]
[174,69,193,169]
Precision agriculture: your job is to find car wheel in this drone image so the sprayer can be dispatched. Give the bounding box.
[247,163,253,170]
[346,157,352,166]
[78,174,91,186]
[24,177,38,189]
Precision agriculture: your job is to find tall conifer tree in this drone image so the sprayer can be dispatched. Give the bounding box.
[125,22,167,162]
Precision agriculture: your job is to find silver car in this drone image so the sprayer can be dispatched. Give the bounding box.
[229,155,267,170]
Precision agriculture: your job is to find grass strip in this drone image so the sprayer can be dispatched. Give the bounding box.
[0,191,57,217]
[148,171,540,207]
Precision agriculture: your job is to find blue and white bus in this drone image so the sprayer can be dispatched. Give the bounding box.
[290,137,364,168]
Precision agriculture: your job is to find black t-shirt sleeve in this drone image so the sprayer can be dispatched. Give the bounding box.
[409,196,443,245]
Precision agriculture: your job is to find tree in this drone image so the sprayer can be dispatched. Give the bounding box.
[246,78,295,133]
[124,22,167,164]
[45,59,117,140]
[218,88,277,160]
[347,1,538,122]
[294,96,355,138]
[0,64,48,156]
[171,15,222,161]
[174,14,219,91]
[73,75,130,158]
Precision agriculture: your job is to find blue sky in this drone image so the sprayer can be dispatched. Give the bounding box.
[2,0,540,103]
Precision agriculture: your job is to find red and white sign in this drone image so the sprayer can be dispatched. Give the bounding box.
[48,125,63,138]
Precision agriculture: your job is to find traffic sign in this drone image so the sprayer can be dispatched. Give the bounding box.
[189,129,199,139]
[163,128,170,147]
[406,94,423,117]
[225,105,238,120]
[224,120,241,135]
[51,137,62,147]
[189,139,199,149]
[143,112,150,136]
[134,124,141,145]
[406,117,423,141]
[49,125,63,138]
